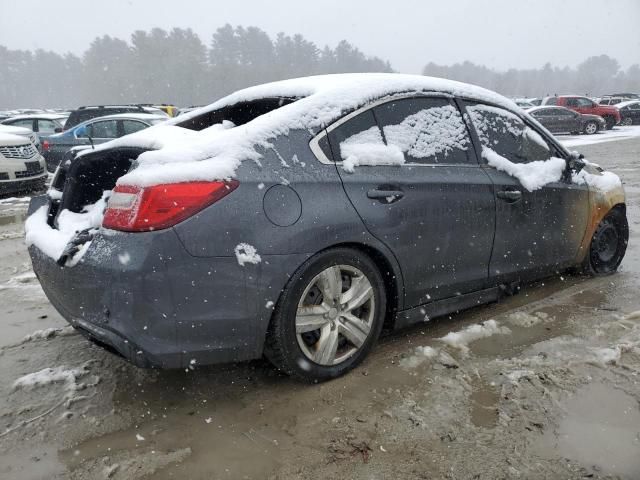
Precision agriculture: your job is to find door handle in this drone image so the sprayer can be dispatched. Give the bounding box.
[367,188,405,203]
[496,190,522,202]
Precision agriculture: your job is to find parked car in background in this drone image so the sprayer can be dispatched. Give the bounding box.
[64,105,167,129]
[0,124,40,151]
[0,132,47,196]
[27,74,628,381]
[527,106,605,134]
[542,95,620,129]
[598,96,627,105]
[514,99,534,109]
[136,104,179,117]
[42,113,167,172]
[2,113,68,137]
[615,100,640,125]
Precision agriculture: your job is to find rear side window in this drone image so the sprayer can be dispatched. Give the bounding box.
[122,120,148,135]
[374,97,472,164]
[87,120,118,139]
[327,109,384,162]
[465,103,552,164]
[545,97,558,106]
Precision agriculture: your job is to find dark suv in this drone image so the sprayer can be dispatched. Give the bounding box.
[65,105,161,129]
[542,96,620,129]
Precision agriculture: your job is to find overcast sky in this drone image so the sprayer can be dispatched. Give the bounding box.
[1,0,639,72]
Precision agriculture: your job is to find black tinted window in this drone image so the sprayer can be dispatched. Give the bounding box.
[374,97,472,164]
[87,120,118,138]
[545,97,558,105]
[122,120,148,135]
[555,109,573,116]
[466,103,552,164]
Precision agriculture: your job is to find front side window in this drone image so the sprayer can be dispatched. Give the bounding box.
[37,119,57,134]
[565,98,579,107]
[466,103,552,164]
[374,97,472,164]
[555,108,573,117]
[87,120,118,139]
[576,98,595,107]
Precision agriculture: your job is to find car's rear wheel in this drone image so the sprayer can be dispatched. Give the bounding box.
[265,248,386,382]
[603,115,616,130]
[622,117,633,126]
[583,121,598,135]
[583,209,628,275]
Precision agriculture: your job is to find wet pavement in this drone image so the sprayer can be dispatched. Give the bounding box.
[1,137,639,479]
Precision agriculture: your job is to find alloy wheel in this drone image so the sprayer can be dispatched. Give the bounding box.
[585,122,597,134]
[295,265,375,366]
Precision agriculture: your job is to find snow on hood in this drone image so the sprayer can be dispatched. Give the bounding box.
[80,74,518,188]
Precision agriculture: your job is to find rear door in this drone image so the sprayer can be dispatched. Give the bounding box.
[554,108,580,133]
[324,95,496,307]
[463,102,589,284]
[531,108,559,132]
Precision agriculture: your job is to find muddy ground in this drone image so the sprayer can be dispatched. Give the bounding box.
[1,136,639,479]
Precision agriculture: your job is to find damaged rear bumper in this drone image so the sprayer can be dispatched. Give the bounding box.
[28,223,284,369]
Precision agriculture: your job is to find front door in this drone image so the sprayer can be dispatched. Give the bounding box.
[463,102,590,284]
[325,96,496,307]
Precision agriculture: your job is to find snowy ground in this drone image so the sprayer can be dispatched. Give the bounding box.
[0,137,639,479]
[557,124,640,148]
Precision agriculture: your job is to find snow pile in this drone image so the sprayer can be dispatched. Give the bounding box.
[506,311,550,328]
[12,365,88,392]
[76,74,515,187]
[25,191,110,263]
[342,144,404,173]
[439,319,511,354]
[21,325,75,343]
[400,345,439,368]
[482,148,566,191]
[234,243,261,266]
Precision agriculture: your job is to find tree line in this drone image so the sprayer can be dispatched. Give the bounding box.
[0,25,392,109]
[423,55,640,98]
[0,24,637,109]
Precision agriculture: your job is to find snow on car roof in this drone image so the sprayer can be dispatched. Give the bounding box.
[83,73,520,187]
[614,100,640,109]
[0,124,33,134]
[94,112,170,121]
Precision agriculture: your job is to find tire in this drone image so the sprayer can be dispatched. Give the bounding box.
[603,116,615,130]
[582,209,628,276]
[622,117,633,126]
[265,248,387,382]
[583,121,598,135]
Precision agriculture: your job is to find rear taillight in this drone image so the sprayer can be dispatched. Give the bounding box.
[102,181,239,232]
[42,139,50,152]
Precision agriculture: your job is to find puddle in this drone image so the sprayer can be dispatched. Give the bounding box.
[470,379,499,428]
[536,383,640,478]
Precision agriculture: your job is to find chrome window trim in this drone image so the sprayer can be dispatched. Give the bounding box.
[308,91,484,168]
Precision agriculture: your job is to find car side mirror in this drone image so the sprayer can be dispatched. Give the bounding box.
[75,125,88,138]
[54,127,62,133]
[568,151,585,174]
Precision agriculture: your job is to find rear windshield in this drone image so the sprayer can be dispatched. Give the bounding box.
[175,97,300,131]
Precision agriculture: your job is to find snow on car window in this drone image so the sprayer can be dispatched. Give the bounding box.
[382,104,470,162]
[339,125,404,172]
[467,103,524,146]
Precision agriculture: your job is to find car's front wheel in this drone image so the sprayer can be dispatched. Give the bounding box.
[621,117,633,126]
[265,248,386,382]
[583,121,598,135]
[583,208,628,275]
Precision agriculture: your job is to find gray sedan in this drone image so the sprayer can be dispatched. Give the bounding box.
[527,106,605,135]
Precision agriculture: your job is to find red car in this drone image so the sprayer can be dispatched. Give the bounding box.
[542,95,620,130]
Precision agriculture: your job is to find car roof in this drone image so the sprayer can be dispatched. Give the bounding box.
[80,113,168,124]
[5,113,68,121]
[615,100,640,109]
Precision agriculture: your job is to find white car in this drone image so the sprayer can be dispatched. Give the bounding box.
[0,132,47,196]
[0,124,41,151]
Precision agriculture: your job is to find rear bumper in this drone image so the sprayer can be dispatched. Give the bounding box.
[29,219,309,369]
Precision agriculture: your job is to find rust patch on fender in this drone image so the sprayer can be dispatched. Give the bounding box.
[574,184,625,264]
